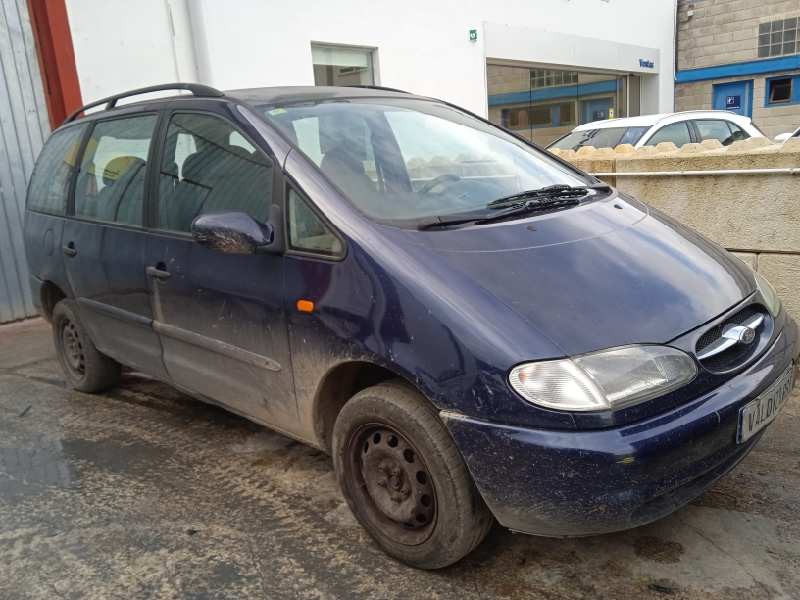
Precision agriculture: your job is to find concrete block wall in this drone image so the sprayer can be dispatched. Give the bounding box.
[675,0,800,138]
[677,0,799,70]
[551,137,800,319]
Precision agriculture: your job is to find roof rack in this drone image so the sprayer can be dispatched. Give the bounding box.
[63,83,225,124]
[344,85,409,94]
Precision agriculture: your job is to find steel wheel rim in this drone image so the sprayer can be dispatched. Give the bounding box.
[347,424,437,546]
[60,319,85,376]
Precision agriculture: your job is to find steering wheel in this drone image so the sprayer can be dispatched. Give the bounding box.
[417,174,462,195]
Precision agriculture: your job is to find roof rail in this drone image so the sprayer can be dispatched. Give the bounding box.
[63,83,225,124]
[344,85,409,94]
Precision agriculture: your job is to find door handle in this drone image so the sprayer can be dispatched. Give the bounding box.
[146,264,171,281]
[62,242,77,257]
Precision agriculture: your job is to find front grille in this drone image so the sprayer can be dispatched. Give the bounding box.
[695,304,770,372]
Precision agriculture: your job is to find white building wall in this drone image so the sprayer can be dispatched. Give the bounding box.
[65,0,676,117]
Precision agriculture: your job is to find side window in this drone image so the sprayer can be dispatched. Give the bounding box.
[27,125,87,215]
[725,122,750,144]
[74,115,157,226]
[157,113,272,233]
[287,188,343,257]
[694,120,748,146]
[646,122,692,147]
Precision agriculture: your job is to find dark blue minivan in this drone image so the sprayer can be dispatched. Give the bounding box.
[25,84,798,569]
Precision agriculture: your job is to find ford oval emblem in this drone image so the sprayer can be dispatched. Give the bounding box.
[739,326,756,345]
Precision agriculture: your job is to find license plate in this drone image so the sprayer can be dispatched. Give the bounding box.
[737,364,796,443]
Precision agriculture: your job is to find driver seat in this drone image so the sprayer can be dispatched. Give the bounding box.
[320,144,377,201]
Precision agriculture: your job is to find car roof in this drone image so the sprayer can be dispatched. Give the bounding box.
[573,110,751,131]
[225,85,419,105]
[61,85,427,128]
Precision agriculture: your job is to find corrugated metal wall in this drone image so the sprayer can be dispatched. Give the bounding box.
[0,0,51,323]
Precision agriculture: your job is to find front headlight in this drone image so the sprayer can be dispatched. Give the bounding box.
[509,345,697,412]
[755,271,781,317]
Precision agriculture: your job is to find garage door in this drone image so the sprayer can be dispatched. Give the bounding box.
[0,0,51,323]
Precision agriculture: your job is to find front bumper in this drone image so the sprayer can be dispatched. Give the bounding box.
[443,318,798,537]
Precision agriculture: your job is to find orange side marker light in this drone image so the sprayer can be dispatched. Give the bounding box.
[296,299,315,313]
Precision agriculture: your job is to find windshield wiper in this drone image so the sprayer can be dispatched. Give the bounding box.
[418,196,581,230]
[417,183,612,230]
[417,211,492,230]
[486,183,608,209]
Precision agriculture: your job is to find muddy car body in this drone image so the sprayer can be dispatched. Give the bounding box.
[25,84,799,568]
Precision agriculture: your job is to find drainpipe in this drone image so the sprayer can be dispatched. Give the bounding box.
[181,0,213,84]
[164,0,199,82]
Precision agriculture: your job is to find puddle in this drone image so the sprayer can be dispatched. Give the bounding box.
[62,437,173,476]
[0,443,74,500]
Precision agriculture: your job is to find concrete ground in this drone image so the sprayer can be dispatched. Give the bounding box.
[1,319,799,600]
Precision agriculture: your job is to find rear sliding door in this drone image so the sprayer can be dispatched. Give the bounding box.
[61,113,168,378]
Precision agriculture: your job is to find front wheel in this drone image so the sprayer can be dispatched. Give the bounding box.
[332,380,493,569]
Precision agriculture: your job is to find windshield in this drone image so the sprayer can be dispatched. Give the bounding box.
[258,98,588,224]
[549,126,649,151]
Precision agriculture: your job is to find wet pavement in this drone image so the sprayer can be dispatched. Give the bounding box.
[1,318,799,599]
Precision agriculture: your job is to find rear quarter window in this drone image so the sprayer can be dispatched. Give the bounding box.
[27,125,87,215]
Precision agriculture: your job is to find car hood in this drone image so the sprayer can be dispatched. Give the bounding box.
[380,194,755,356]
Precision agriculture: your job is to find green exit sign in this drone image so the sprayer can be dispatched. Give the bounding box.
[469,29,478,42]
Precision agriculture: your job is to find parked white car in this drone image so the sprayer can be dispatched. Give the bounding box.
[775,126,800,143]
[548,111,765,151]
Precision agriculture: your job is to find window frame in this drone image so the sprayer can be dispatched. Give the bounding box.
[765,76,797,107]
[68,111,160,229]
[25,122,89,217]
[311,42,377,87]
[284,179,346,262]
[148,108,284,242]
[758,17,799,58]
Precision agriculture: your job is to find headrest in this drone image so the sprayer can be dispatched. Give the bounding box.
[102,156,142,187]
[181,149,220,183]
[319,113,368,161]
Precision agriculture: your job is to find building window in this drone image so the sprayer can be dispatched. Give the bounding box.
[312,44,375,86]
[768,78,793,104]
[758,17,798,58]
[530,69,578,89]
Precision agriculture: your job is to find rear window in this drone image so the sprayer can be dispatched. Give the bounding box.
[549,126,648,151]
[27,124,87,215]
[693,119,749,146]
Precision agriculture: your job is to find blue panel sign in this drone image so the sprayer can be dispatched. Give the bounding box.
[638,59,654,69]
[726,95,741,109]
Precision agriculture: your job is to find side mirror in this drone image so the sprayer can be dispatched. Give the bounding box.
[191,212,275,255]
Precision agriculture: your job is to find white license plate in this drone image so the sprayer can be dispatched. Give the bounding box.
[738,364,796,443]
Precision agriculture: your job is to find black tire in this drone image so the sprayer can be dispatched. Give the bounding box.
[52,299,121,393]
[332,380,493,569]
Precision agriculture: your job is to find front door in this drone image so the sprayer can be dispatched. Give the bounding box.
[712,80,753,117]
[62,113,168,379]
[145,111,296,429]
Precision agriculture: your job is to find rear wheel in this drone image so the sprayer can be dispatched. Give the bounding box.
[332,380,493,569]
[52,299,121,392]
